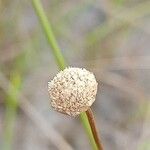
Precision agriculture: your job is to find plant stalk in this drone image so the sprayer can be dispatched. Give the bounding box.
[86,108,104,150]
[32,0,66,70]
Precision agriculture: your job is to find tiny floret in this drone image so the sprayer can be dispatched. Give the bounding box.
[48,67,98,116]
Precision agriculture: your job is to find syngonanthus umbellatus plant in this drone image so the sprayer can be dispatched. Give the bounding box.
[32,0,103,149]
[48,67,103,150]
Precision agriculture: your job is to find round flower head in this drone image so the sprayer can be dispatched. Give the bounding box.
[48,67,98,117]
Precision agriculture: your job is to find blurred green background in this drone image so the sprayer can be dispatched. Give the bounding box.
[0,0,150,150]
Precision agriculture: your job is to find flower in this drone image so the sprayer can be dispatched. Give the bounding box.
[48,67,98,117]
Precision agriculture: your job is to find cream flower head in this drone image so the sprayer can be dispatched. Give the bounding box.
[48,67,98,117]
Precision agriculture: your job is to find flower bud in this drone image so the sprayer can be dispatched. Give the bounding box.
[48,67,98,117]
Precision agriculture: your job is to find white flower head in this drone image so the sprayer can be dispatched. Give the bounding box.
[48,67,98,117]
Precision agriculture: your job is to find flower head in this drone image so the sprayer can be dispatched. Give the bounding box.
[48,67,98,117]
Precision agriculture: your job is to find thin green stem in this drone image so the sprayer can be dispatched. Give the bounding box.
[32,0,66,70]
[80,112,98,150]
[31,0,99,149]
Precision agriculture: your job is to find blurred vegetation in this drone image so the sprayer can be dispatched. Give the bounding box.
[0,0,150,150]
[3,72,21,150]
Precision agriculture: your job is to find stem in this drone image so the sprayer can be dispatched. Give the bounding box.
[31,0,101,149]
[32,0,66,70]
[80,112,98,150]
[86,108,104,150]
